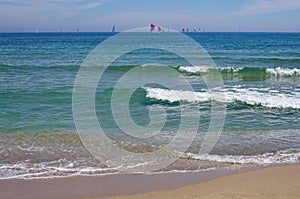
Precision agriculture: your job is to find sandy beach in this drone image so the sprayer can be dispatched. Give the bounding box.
[102,164,300,199]
[0,164,299,199]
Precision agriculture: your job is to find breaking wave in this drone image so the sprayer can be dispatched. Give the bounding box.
[178,66,300,77]
[144,87,300,109]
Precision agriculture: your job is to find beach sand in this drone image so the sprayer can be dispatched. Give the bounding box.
[0,164,299,199]
[101,164,300,199]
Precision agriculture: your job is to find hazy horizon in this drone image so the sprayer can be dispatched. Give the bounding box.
[1,0,300,32]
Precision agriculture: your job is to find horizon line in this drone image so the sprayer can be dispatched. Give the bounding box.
[1,31,300,33]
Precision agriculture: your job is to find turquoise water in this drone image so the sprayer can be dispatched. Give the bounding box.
[0,32,299,178]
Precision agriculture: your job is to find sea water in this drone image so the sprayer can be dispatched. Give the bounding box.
[0,32,299,179]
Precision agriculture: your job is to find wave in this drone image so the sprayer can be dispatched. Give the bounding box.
[144,87,300,109]
[184,148,300,165]
[178,66,300,77]
[266,67,300,76]
[0,160,118,180]
[1,148,298,179]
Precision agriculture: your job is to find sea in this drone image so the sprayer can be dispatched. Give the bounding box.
[0,32,299,179]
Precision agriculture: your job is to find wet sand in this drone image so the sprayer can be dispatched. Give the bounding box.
[101,164,300,199]
[0,164,299,199]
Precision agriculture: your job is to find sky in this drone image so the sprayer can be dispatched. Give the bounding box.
[0,0,300,32]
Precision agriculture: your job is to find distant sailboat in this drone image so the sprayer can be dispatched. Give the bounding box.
[150,22,155,32]
[35,28,38,34]
[112,25,116,33]
[158,26,162,32]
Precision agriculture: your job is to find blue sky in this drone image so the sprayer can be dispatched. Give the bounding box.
[0,0,300,32]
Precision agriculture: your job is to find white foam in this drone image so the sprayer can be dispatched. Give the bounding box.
[0,160,118,180]
[224,88,300,109]
[144,87,210,103]
[1,149,299,179]
[218,67,244,73]
[266,67,300,76]
[179,66,300,77]
[144,87,300,109]
[179,66,244,74]
[185,149,300,165]
[179,65,210,73]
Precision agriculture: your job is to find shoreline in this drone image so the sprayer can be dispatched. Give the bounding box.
[2,164,299,199]
[0,165,258,199]
[101,163,300,199]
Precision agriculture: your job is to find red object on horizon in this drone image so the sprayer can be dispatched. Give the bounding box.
[158,26,162,32]
[151,22,155,31]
